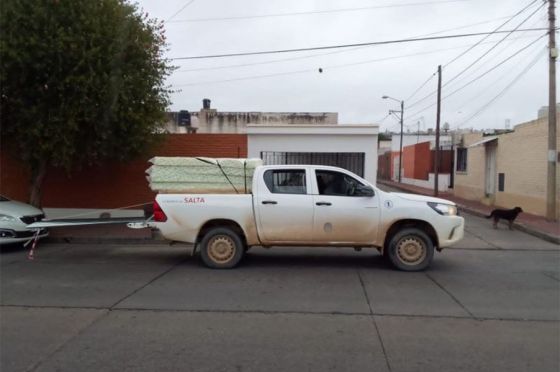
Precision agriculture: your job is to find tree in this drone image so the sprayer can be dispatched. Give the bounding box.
[0,0,174,207]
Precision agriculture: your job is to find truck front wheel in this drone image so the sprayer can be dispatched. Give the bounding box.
[386,228,434,271]
[200,227,245,269]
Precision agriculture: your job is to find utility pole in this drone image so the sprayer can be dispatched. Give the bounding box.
[434,65,442,197]
[399,100,404,183]
[547,0,557,221]
[382,95,404,183]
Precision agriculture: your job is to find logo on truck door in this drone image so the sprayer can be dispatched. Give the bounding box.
[185,197,205,203]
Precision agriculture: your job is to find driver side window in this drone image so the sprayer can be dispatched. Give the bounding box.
[315,170,362,196]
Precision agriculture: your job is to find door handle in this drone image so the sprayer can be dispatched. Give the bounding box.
[315,202,332,206]
[262,200,278,205]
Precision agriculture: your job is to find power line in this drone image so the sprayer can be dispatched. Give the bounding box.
[174,69,312,88]
[174,46,368,73]
[406,39,543,125]
[444,0,539,66]
[377,113,391,125]
[404,34,547,121]
[174,15,526,73]
[443,1,545,87]
[412,34,545,118]
[170,28,548,60]
[172,35,538,87]
[402,1,540,102]
[447,15,546,88]
[453,40,544,113]
[419,14,521,37]
[167,0,473,23]
[165,0,196,22]
[454,48,545,129]
[405,73,436,101]
[407,1,545,109]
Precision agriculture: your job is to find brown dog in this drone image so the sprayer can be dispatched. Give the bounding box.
[485,207,523,229]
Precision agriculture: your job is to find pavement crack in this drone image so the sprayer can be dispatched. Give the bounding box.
[2,304,557,322]
[357,269,373,315]
[108,257,187,309]
[464,228,502,249]
[24,309,110,372]
[542,272,560,282]
[425,272,477,319]
[357,269,392,372]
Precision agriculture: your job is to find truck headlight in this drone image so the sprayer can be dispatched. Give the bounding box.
[428,202,457,216]
[0,214,17,222]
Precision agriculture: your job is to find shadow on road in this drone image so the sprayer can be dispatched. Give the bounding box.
[243,251,387,269]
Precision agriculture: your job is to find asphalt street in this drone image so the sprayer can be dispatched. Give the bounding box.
[1,213,559,372]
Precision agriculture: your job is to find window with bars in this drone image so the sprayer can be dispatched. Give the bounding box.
[456,148,468,172]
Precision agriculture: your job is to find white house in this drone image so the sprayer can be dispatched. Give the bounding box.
[247,124,379,184]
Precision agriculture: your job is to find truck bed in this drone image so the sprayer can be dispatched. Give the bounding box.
[155,194,258,245]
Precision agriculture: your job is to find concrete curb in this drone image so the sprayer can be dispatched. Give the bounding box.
[377,181,560,245]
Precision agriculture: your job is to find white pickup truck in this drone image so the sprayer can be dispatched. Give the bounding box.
[153,165,464,271]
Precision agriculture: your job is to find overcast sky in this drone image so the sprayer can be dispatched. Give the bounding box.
[136,0,551,132]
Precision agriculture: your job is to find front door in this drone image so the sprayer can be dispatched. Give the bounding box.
[312,170,379,244]
[485,143,497,196]
[255,168,314,243]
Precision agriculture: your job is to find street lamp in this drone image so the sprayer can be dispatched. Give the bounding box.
[382,95,404,183]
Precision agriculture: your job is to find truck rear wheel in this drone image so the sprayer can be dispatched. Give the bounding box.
[199,227,245,269]
[386,228,434,271]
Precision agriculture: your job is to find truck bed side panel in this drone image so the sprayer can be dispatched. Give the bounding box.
[155,194,259,245]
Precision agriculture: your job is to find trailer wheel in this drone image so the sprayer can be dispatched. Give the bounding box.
[387,228,434,271]
[199,227,245,269]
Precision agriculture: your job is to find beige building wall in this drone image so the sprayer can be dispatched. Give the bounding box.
[494,116,560,217]
[454,132,487,202]
[453,115,560,218]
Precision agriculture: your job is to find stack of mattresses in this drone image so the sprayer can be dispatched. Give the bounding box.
[147,157,263,194]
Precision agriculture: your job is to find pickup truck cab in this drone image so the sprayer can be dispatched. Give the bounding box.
[153,165,464,271]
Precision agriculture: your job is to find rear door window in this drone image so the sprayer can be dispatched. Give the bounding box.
[263,169,307,194]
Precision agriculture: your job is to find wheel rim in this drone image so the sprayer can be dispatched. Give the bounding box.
[396,237,426,266]
[207,235,236,264]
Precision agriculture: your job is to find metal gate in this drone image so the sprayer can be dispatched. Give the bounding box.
[260,152,365,177]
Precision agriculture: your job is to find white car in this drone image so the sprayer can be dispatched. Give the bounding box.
[0,196,48,245]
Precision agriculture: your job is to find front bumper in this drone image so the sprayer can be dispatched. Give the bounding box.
[0,228,49,245]
[438,216,465,248]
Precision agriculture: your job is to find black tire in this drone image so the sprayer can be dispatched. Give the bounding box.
[199,227,245,269]
[386,228,434,271]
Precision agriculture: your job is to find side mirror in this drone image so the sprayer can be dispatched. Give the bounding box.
[355,185,375,197]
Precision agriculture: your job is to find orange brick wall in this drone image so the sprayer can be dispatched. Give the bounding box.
[377,152,391,180]
[402,145,416,179]
[414,142,432,180]
[0,134,247,208]
[402,142,431,180]
[401,142,452,181]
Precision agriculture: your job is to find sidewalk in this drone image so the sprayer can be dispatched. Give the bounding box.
[378,179,560,245]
